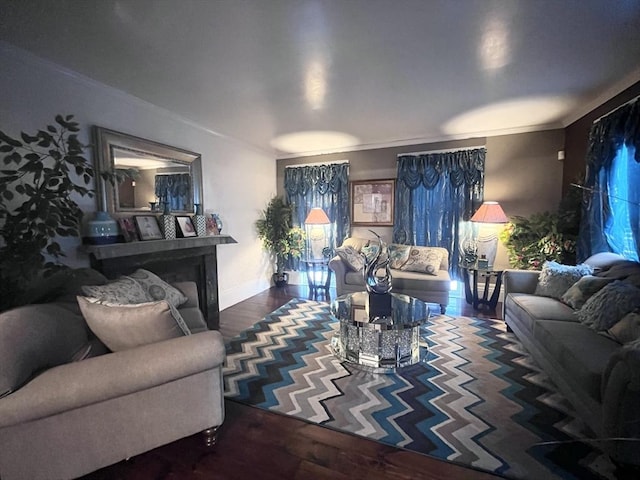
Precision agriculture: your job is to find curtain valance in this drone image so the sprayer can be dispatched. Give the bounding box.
[284,164,349,197]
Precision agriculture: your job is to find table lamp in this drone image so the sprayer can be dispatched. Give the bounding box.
[471,201,508,268]
[304,207,331,259]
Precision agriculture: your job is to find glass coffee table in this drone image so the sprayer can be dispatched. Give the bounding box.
[330,291,430,373]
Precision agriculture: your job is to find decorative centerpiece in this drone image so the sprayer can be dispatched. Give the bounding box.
[193,203,207,236]
[159,202,176,239]
[362,230,393,316]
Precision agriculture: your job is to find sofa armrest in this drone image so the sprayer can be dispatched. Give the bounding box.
[0,331,224,427]
[329,255,349,292]
[503,269,539,295]
[172,281,199,308]
[601,344,640,463]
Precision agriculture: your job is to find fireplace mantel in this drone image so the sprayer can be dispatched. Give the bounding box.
[81,235,237,329]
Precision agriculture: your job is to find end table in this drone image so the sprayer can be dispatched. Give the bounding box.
[462,264,504,310]
[305,258,332,298]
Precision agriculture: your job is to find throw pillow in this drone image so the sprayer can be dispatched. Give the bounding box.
[336,246,365,272]
[576,281,640,331]
[607,311,640,344]
[561,275,614,310]
[126,269,188,307]
[534,261,593,300]
[361,244,380,263]
[388,244,411,269]
[81,276,151,304]
[400,246,443,275]
[77,296,191,352]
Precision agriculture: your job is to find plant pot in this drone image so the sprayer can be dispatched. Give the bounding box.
[273,272,289,287]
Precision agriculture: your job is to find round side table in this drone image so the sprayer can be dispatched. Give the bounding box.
[461,264,504,310]
[305,258,332,298]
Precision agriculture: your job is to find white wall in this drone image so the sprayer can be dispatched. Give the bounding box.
[0,42,275,310]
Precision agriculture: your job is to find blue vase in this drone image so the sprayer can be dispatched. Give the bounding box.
[212,213,223,233]
[86,211,119,245]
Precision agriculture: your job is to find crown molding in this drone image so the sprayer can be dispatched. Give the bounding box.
[561,66,640,127]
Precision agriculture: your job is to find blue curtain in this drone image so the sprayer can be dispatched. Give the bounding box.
[394,149,485,278]
[577,97,640,261]
[155,173,191,211]
[284,163,350,265]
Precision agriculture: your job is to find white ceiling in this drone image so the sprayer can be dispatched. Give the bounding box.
[2,0,640,158]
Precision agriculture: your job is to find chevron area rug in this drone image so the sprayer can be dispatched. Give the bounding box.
[223,299,616,480]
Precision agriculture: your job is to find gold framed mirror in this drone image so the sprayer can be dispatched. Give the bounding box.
[93,126,203,215]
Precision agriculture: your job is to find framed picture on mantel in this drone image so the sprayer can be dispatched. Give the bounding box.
[134,215,163,241]
[350,179,395,226]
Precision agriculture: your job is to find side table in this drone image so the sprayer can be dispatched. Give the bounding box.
[305,258,332,298]
[462,264,504,310]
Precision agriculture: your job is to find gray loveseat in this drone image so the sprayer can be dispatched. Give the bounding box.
[502,253,640,467]
[329,237,451,313]
[0,268,226,480]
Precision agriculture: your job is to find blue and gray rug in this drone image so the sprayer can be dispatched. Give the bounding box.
[223,299,615,480]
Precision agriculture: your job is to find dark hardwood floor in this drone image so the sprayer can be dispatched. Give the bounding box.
[83,285,504,480]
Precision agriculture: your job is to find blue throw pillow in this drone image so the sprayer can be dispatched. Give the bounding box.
[534,261,593,300]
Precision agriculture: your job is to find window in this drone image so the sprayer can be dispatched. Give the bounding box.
[604,144,640,261]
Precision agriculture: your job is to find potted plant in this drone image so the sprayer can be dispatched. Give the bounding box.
[255,196,306,286]
[0,115,95,311]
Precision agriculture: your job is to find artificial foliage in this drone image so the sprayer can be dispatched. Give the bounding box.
[255,196,306,276]
[0,115,94,311]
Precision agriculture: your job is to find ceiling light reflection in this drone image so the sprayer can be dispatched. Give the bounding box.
[443,96,576,135]
[479,16,511,70]
[305,60,326,110]
[271,131,359,154]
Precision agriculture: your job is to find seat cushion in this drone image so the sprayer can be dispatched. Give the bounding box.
[506,293,577,333]
[534,320,620,402]
[391,269,451,292]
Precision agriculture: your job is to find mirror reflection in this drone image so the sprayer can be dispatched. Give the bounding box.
[94,127,203,215]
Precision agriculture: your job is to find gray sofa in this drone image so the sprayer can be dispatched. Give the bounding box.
[502,253,640,467]
[329,237,451,313]
[0,269,226,480]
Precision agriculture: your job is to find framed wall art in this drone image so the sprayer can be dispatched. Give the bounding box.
[176,215,197,238]
[350,179,395,226]
[134,215,163,241]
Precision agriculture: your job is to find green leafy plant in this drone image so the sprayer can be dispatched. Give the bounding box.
[255,196,306,279]
[0,115,94,311]
[499,213,572,269]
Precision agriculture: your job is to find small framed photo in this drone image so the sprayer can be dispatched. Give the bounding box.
[118,216,138,242]
[176,215,197,237]
[205,216,220,236]
[134,215,163,241]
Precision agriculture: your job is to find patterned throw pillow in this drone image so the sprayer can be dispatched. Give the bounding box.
[534,261,593,300]
[81,276,151,304]
[335,246,365,272]
[388,244,411,269]
[576,280,640,331]
[607,311,640,344]
[361,244,380,263]
[77,296,191,352]
[400,247,443,275]
[561,275,614,309]
[126,269,188,307]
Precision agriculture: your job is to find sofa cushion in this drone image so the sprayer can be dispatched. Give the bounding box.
[391,268,451,292]
[561,275,614,310]
[584,252,628,270]
[400,246,443,275]
[505,293,577,333]
[126,269,188,307]
[534,320,620,403]
[534,261,593,300]
[577,280,640,331]
[342,237,369,251]
[0,304,89,398]
[81,276,151,304]
[388,244,411,269]
[179,307,209,333]
[336,246,364,272]
[607,312,640,344]
[77,296,191,352]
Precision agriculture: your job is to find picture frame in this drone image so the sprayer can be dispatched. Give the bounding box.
[350,179,395,226]
[205,216,220,236]
[134,215,163,241]
[176,215,197,237]
[118,216,138,242]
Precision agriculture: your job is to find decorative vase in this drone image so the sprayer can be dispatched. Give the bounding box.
[273,271,289,287]
[362,230,392,294]
[193,214,207,236]
[85,211,119,245]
